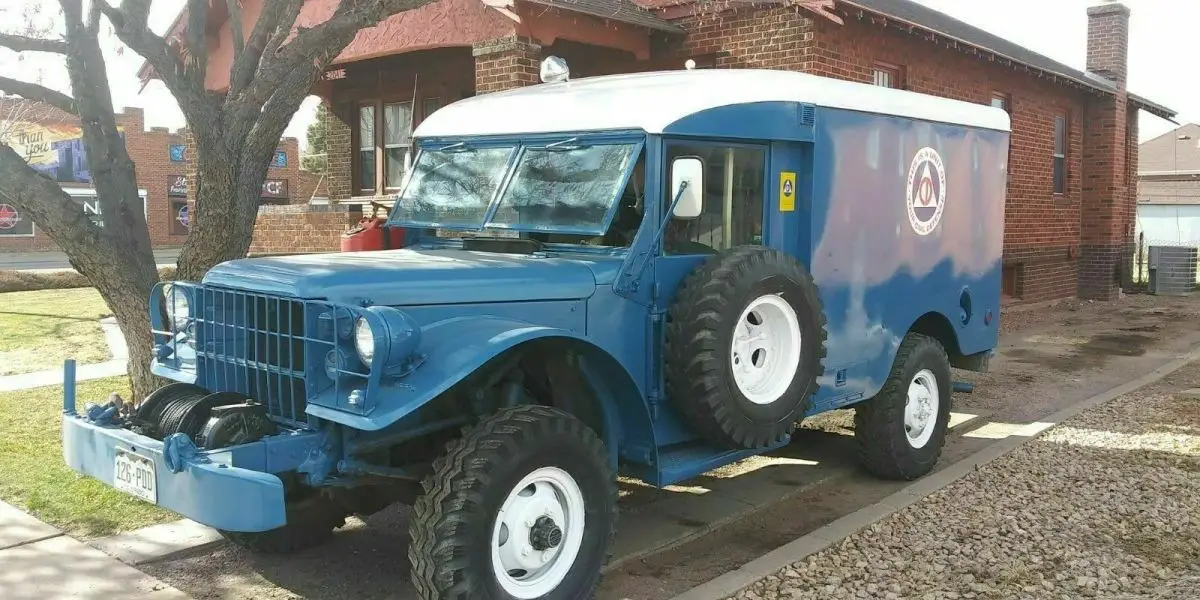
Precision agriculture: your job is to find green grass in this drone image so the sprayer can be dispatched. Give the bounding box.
[0,377,179,539]
[0,288,113,376]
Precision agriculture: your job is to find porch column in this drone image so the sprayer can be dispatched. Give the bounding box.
[473,36,542,94]
[324,101,354,203]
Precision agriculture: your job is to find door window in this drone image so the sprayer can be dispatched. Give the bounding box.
[663,144,766,255]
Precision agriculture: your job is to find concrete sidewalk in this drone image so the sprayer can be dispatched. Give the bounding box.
[0,316,130,392]
[0,501,190,600]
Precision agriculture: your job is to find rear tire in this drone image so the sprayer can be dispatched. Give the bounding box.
[854,333,952,480]
[409,405,617,600]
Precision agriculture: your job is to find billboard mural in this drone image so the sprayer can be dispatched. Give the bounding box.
[0,121,125,184]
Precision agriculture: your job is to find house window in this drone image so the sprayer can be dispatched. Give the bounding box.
[1053,115,1068,195]
[662,143,767,256]
[383,101,413,190]
[355,97,444,195]
[359,105,376,193]
[872,63,903,89]
[991,92,1011,112]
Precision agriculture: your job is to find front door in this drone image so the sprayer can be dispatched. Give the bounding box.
[650,139,771,444]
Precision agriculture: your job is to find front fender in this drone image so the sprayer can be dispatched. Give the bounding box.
[306,316,620,432]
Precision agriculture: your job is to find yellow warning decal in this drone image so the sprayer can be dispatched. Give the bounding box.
[779,171,796,212]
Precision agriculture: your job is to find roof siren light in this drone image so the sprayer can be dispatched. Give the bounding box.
[540,56,570,84]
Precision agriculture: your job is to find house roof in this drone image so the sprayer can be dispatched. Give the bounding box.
[524,0,683,33]
[415,68,1011,138]
[836,0,1176,120]
[1139,123,1200,175]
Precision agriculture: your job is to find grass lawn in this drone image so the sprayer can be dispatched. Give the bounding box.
[0,288,113,376]
[0,377,179,539]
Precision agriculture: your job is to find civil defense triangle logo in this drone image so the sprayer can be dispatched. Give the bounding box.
[905,146,946,236]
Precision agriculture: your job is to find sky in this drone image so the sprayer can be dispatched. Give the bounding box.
[1,0,1193,151]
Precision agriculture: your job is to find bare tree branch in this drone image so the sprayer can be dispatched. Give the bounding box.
[0,32,68,53]
[185,0,208,84]
[227,0,303,97]
[96,0,213,124]
[0,76,77,114]
[86,0,102,35]
[225,0,244,61]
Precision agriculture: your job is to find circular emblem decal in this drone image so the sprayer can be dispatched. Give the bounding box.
[0,204,20,230]
[905,147,946,236]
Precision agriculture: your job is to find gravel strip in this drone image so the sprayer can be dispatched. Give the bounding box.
[728,368,1200,600]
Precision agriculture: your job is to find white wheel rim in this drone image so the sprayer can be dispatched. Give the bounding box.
[730,294,803,405]
[490,466,586,599]
[905,369,940,449]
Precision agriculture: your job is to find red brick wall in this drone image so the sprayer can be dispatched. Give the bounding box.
[0,101,304,255]
[248,204,362,255]
[798,14,1091,302]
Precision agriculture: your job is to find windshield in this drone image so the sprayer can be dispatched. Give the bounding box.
[489,142,639,234]
[391,145,515,227]
[389,137,642,237]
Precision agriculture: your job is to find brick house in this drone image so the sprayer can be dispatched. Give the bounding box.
[1135,123,1200,253]
[152,0,1173,303]
[0,99,309,252]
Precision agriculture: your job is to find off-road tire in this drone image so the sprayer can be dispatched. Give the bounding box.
[665,246,827,449]
[408,405,617,600]
[854,333,952,480]
[219,489,348,554]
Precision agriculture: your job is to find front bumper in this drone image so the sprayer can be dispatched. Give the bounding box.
[60,362,287,533]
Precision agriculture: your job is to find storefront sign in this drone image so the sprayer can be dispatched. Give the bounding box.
[0,203,34,237]
[262,179,288,199]
[168,175,187,197]
[169,144,185,162]
[272,151,287,168]
[0,121,124,184]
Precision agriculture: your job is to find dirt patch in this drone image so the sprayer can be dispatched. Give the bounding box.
[1005,332,1153,372]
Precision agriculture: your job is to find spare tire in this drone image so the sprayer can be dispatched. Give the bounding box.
[665,246,827,449]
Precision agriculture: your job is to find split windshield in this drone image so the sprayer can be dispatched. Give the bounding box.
[390,138,641,235]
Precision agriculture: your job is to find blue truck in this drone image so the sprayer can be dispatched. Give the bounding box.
[62,58,1009,600]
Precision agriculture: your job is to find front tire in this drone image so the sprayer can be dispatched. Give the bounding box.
[409,405,617,600]
[854,333,952,480]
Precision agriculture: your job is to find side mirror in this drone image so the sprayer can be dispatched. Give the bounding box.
[670,156,704,219]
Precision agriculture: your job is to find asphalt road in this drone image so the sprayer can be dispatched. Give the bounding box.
[138,294,1200,600]
[0,248,181,272]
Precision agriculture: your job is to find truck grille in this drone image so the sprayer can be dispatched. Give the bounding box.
[197,288,308,426]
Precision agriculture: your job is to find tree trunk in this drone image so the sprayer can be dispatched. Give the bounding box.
[177,143,261,281]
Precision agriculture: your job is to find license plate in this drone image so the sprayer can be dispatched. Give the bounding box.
[113,449,157,504]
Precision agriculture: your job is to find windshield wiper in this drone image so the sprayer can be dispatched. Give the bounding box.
[436,142,473,153]
[544,137,592,152]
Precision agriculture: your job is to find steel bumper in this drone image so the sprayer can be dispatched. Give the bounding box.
[59,361,286,533]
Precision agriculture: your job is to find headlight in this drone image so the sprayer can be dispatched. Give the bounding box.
[354,317,375,364]
[164,284,190,330]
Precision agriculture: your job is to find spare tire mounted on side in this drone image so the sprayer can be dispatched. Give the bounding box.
[666,246,827,449]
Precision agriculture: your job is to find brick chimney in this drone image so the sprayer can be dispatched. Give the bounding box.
[1078,0,1134,301]
[1086,0,1130,86]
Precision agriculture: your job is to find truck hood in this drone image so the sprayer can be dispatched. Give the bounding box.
[202,248,622,305]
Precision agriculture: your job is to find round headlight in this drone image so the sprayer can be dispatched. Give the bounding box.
[354,317,375,364]
[164,285,190,329]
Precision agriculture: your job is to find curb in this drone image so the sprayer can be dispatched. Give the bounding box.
[89,519,225,566]
[667,346,1200,600]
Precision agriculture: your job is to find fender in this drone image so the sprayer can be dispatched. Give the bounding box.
[305,316,656,467]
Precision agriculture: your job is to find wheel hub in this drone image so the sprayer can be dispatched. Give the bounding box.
[529,516,562,551]
[491,467,586,599]
[904,369,941,449]
[730,294,803,406]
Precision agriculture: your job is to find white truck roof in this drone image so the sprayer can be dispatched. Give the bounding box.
[414,69,1012,139]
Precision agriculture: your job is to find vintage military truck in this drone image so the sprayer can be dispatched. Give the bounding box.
[62,58,1008,599]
